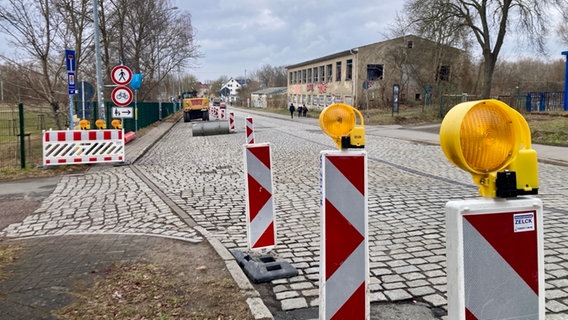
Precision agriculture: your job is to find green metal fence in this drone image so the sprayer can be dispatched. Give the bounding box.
[0,103,51,169]
[0,101,179,170]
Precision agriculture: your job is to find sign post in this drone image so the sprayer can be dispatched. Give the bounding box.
[110,64,133,130]
[65,49,76,128]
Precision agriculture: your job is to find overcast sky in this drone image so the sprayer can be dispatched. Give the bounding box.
[179,0,567,83]
[180,0,406,82]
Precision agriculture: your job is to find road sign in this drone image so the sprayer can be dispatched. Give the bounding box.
[67,72,76,95]
[111,65,132,85]
[111,86,133,107]
[65,49,75,72]
[111,107,133,118]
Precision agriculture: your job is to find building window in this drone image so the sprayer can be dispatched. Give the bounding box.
[336,61,342,81]
[313,67,319,82]
[367,64,384,81]
[326,64,332,82]
[407,41,414,49]
[437,65,451,81]
[302,69,307,83]
[307,68,312,83]
[319,66,325,82]
[346,59,353,80]
[289,72,293,84]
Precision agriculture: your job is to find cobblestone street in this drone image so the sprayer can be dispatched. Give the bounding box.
[2,108,567,319]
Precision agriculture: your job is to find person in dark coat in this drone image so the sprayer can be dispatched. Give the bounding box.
[297,105,303,117]
[289,103,295,118]
[302,104,308,117]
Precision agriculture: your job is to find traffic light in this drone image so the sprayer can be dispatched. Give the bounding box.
[319,103,365,149]
[440,99,538,198]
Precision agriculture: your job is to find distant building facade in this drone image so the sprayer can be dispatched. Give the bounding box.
[251,87,287,108]
[221,78,247,102]
[286,34,465,110]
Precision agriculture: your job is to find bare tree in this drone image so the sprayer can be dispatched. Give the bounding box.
[0,0,69,128]
[99,0,200,101]
[255,64,287,88]
[404,0,552,98]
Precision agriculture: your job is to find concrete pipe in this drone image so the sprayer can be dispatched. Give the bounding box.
[192,120,231,136]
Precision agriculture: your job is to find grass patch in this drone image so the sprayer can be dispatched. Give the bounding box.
[56,262,252,320]
[0,243,23,280]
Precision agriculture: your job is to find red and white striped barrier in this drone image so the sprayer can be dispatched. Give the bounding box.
[244,143,276,250]
[320,150,369,319]
[43,129,125,166]
[219,108,226,120]
[246,117,254,144]
[229,112,235,132]
[446,198,545,319]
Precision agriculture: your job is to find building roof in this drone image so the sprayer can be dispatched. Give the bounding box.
[285,34,462,70]
[252,87,287,95]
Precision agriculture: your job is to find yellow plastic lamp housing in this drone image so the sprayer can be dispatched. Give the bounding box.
[440,99,538,197]
[319,103,365,149]
[95,119,106,129]
[111,119,122,129]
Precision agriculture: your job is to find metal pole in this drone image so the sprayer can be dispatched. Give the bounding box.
[562,51,568,111]
[18,102,25,168]
[68,92,74,128]
[135,89,138,132]
[81,81,86,119]
[93,0,105,120]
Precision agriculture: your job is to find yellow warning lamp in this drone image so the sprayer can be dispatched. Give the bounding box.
[440,99,538,198]
[79,119,90,130]
[319,103,365,150]
[95,119,106,129]
[111,119,122,129]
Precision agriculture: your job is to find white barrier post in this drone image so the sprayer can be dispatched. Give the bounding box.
[320,150,369,319]
[246,117,254,144]
[244,143,276,250]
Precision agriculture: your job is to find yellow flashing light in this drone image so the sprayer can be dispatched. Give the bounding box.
[95,119,106,129]
[111,119,122,129]
[319,103,365,149]
[440,99,538,198]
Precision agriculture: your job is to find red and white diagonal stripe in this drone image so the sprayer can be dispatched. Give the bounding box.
[246,117,255,144]
[320,150,369,320]
[244,143,276,250]
[229,112,235,132]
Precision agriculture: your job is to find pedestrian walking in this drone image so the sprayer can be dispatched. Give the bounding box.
[302,104,308,117]
[297,105,303,117]
[289,103,295,118]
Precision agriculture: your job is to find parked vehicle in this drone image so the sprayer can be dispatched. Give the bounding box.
[181,91,209,122]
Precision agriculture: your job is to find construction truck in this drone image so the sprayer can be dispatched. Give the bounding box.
[181,91,209,122]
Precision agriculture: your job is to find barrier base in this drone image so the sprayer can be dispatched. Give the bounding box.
[231,250,298,283]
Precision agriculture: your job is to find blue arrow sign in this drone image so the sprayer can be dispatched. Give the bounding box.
[65,49,76,72]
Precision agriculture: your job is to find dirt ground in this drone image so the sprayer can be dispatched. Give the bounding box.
[0,177,254,319]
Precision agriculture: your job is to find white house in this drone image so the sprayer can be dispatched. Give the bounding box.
[220,78,246,101]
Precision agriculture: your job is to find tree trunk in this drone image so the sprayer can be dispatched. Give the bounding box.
[481,52,497,99]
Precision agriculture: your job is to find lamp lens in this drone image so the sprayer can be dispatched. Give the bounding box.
[460,104,515,172]
[319,104,356,138]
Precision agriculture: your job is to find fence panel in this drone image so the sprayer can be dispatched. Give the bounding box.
[0,103,51,169]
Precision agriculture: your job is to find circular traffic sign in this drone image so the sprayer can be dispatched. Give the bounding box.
[111,65,133,85]
[111,86,133,106]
